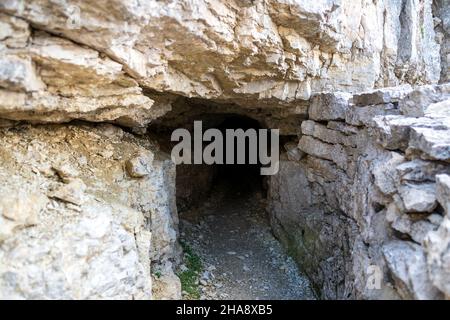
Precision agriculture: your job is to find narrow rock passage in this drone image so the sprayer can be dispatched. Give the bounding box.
[179,172,316,300]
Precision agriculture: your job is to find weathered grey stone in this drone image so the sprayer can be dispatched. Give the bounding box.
[304,156,339,182]
[427,213,444,226]
[301,120,356,147]
[126,153,153,178]
[424,215,450,298]
[0,198,154,299]
[410,220,437,245]
[52,163,80,183]
[392,214,412,235]
[284,142,305,162]
[309,92,351,121]
[352,85,412,106]
[383,241,443,300]
[326,121,360,135]
[152,270,182,300]
[0,56,45,92]
[373,152,404,195]
[0,0,447,301]
[0,27,163,127]
[435,0,449,83]
[0,190,47,242]
[396,160,450,183]
[298,135,348,170]
[373,114,450,155]
[0,0,442,122]
[386,198,404,224]
[372,115,414,150]
[268,159,357,299]
[424,99,450,118]
[300,120,315,136]
[0,124,179,300]
[399,183,437,213]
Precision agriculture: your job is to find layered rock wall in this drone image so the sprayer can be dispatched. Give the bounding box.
[434,0,450,83]
[0,0,445,123]
[269,84,450,299]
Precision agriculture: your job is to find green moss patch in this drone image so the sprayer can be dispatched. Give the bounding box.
[177,241,203,299]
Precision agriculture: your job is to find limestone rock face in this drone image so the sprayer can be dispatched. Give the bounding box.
[0,0,448,301]
[425,174,450,298]
[269,85,450,299]
[0,124,179,299]
[0,12,171,127]
[0,0,445,124]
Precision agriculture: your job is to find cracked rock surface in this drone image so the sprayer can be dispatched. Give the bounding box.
[0,0,449,300]
[180,176,315,300]
[0,123,179,299]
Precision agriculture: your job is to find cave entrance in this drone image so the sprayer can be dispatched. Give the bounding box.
[176,114,266,214]
[149,109,315,300]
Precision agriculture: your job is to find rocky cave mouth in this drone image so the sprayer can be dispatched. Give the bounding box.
[148,109,316,299]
